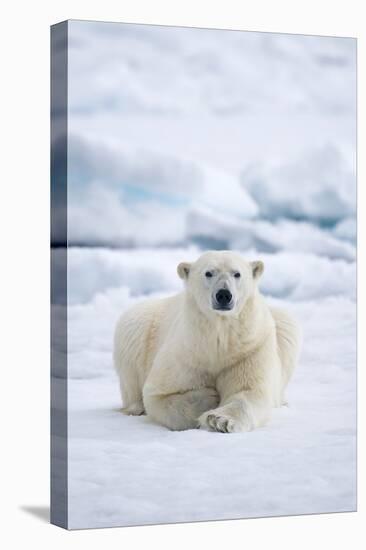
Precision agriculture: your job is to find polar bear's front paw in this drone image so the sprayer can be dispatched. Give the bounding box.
[208,412,235,433]
[121,401,145,416]
[198,408,250,433]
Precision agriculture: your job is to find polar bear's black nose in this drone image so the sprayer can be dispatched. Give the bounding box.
[215,288,232,307]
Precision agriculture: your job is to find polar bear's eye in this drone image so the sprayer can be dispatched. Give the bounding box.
[234,272,241,278]
[205,271,213,278]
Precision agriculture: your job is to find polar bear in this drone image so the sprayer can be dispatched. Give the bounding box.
[114,251,300,433]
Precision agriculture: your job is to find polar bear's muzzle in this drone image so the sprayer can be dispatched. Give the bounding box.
[213,288,234,311]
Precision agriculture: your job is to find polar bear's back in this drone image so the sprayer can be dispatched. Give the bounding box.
[270,306,301,390]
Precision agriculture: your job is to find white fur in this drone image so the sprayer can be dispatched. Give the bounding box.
[114,251,301,432]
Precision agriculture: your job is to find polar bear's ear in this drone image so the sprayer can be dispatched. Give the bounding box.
[177,262,191,280]
[251,260,264,279]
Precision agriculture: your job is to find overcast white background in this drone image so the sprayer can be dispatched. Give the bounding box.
[0,0,365,549]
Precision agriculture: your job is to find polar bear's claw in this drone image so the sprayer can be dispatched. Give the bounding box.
[199,410,236,433]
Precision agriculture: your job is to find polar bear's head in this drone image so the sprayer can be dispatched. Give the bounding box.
[177,251,264,317]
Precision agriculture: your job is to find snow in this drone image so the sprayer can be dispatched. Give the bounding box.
[66,134,258,247]
[187,208,356,261]
[67,21,356,117]
[65,249,356,529]
[65,22,356,251]
[333,217,357,243]
[53,20,358,529]
[241,144,356,225]
[56,247,356,308]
